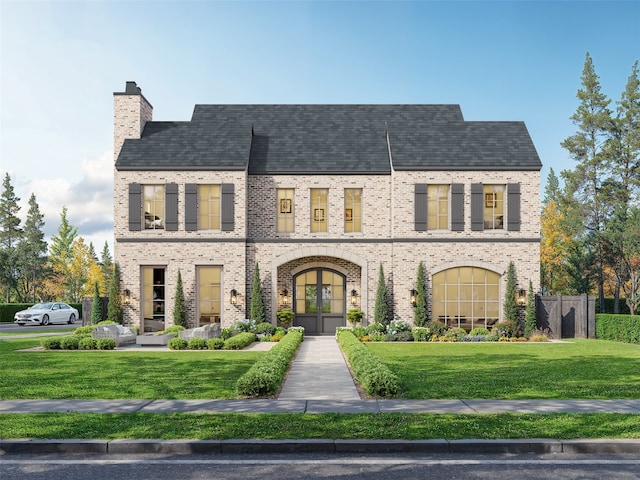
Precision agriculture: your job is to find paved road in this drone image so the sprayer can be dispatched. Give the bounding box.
[2,453,640,480]
[0,323,76,334]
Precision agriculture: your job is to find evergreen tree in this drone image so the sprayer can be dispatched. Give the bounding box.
[99,241,113,294]
[250,262,266,323]
[542,167,562,206]
[15,193,47,302]
[374,263,390,325]
[173,270,187,327]
[524,280,537,337]
[91,282,103,324]
[561,52,614,312]
[0,173,22,301]
[48,206,78,301]
[107,263,123,324]
[88,242,98,262]
[503,261,518,323]
[413,261,429,326]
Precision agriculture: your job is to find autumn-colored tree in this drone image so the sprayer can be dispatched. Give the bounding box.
[68,238,94,302]
[540,200,572,294]
[48,206,78,301]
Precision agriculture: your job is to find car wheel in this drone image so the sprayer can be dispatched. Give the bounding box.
[41,315,49,326]
[68,314,76,324]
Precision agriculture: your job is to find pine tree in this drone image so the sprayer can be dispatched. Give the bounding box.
[91,282,103,324]
[173,270,187,327]
[0,173,22,301]
[374,263,390,325]
[503,261,518,323]
[250,262,266,323]
[15,193,47,302]
[524,280,537,337]
[414,261,429,326]
[48,206,78,301]
[107,263,123,324]
[99,241,113,294]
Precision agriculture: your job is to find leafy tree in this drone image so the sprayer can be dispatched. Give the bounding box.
[413,261,429,326]
[374,263,390,325]
[68,238,93,302]
[503,261,518,323]
[15,193,47,302]
[48,206,78,301]
[524,280,537,337]
[540,199,571,294]
[107,263,123,324]
[0,173,22,301]
[561,52,614,312]
[173,270,187,327]
[90,282,103,324]
[250,262,266,323]
[620,208,640,314]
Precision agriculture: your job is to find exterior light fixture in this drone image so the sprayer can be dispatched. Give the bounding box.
[281,288,289,306]
[230,289,238,305]
[410,289,417,307]
[122,289,131,305]
[517,288,527,307]
[350,289,358,306]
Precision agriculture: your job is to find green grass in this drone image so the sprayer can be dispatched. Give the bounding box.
[0,338,263,399]
[0,413,639,440]
[0,328,76,336]
[367,339,640,399]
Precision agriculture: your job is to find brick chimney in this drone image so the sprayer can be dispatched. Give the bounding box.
[113,81,153,162]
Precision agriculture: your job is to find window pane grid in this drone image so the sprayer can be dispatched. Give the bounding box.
[277,188,295,233]
[344,188,362,233]
[311,188,328,233]
[483,185,505,230]
[143,185,165,230]
[427,185,450,230]
[198,266,221,325]
[198,185,221,230]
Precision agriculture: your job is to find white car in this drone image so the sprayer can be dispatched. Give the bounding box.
[14,302,79,326]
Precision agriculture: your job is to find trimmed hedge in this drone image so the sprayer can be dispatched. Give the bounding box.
[337,329,400,397]
[224,332,256,350]
[596,314,640,344]
[236,329,304,397]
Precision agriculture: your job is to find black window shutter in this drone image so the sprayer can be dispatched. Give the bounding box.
[128,183,141,231]
[471,183,484,231]
[221,183,235,231]
[414,184,427,231]
[165,183,179,231]
[185,184,198,231]
[451,183,464,231]
[507,183,521,231]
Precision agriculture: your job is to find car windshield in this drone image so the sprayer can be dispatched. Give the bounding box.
[31,303,53,310]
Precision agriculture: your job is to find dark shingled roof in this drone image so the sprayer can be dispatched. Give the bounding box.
[115,104,542,173]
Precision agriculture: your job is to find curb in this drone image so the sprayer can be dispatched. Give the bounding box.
[2,438,640,455]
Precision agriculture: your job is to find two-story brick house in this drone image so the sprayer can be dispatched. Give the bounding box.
[113,81,541,334]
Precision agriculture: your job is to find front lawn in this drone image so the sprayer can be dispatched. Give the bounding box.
[0,338,263,399]
[367,339,640,399]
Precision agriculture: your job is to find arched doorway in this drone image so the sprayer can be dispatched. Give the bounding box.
[293,268,345,335]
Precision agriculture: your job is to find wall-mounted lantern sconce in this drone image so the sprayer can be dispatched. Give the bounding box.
[350,289,358,307]
[122,289,131,305]
[230,289,238,305]
[517,288,527,307]
[410,289,417,307]
[281,288,289,306]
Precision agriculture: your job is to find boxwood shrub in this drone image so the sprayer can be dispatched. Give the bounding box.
[596,314,640,344]
[337,329,400,397]
[168,337,188,350]
[236,329,304,397]
[74,325,94,336]
[207,338,225,350]
[224,332,256,350]
[97,338,116,350]
[78,337,98,350]
[188,337,207,350]
[59,335,80,350]
[40,337,61,350]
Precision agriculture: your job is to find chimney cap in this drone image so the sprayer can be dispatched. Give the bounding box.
[125,81,142,95]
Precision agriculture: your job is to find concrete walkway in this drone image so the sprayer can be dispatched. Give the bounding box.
[278,336,360,401]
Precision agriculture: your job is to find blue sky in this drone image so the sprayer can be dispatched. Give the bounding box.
[1,0,639,254]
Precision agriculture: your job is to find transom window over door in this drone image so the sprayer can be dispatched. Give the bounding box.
[432,267,500,330]
[428,185,450,230]
[198,185,221,230]
[483,185,505,230]
[198,266,221,325]
[143,185,165,229]
[310,188,328,233]
[344,188,362,233]
[277,188,295,233]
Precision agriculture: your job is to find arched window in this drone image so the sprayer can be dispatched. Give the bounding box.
[432,267,500,330]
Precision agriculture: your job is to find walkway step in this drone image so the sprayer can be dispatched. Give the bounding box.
[278,336,360,401]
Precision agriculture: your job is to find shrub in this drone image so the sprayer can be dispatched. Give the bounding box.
[74,325,94,336]
[97,338,116,350]
[275,327,287,336]
[287,326,305,335]
[352,326,367,340]
[460,335,487,342]
[78,337,97,350]
[337,329,400,397]
[385,331,414,342]
[426,321,447,337]
[444,327,467,341]
[188,337,207,350]
[469,327,491,336]
[236,329,304,397]
[346,308,364,326]
[59,335,80,350]
[41,337,61,350]
[234,319,257,333]
[270,333,284,342]
[255,322,276,336]
[276,308,294,328]
[495,319,521,338]
[412,326,430,342]
[596,314,640,344]
[387,318,411,334]
[366,322,386,335]
[167,337,188,350]
[224,332,256,350]
[369,332,386,342]
[529,331,549,342]
[160,325,186,336]
[221,327,236,340]
[517,336,528,342]
[207,338,225,350]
